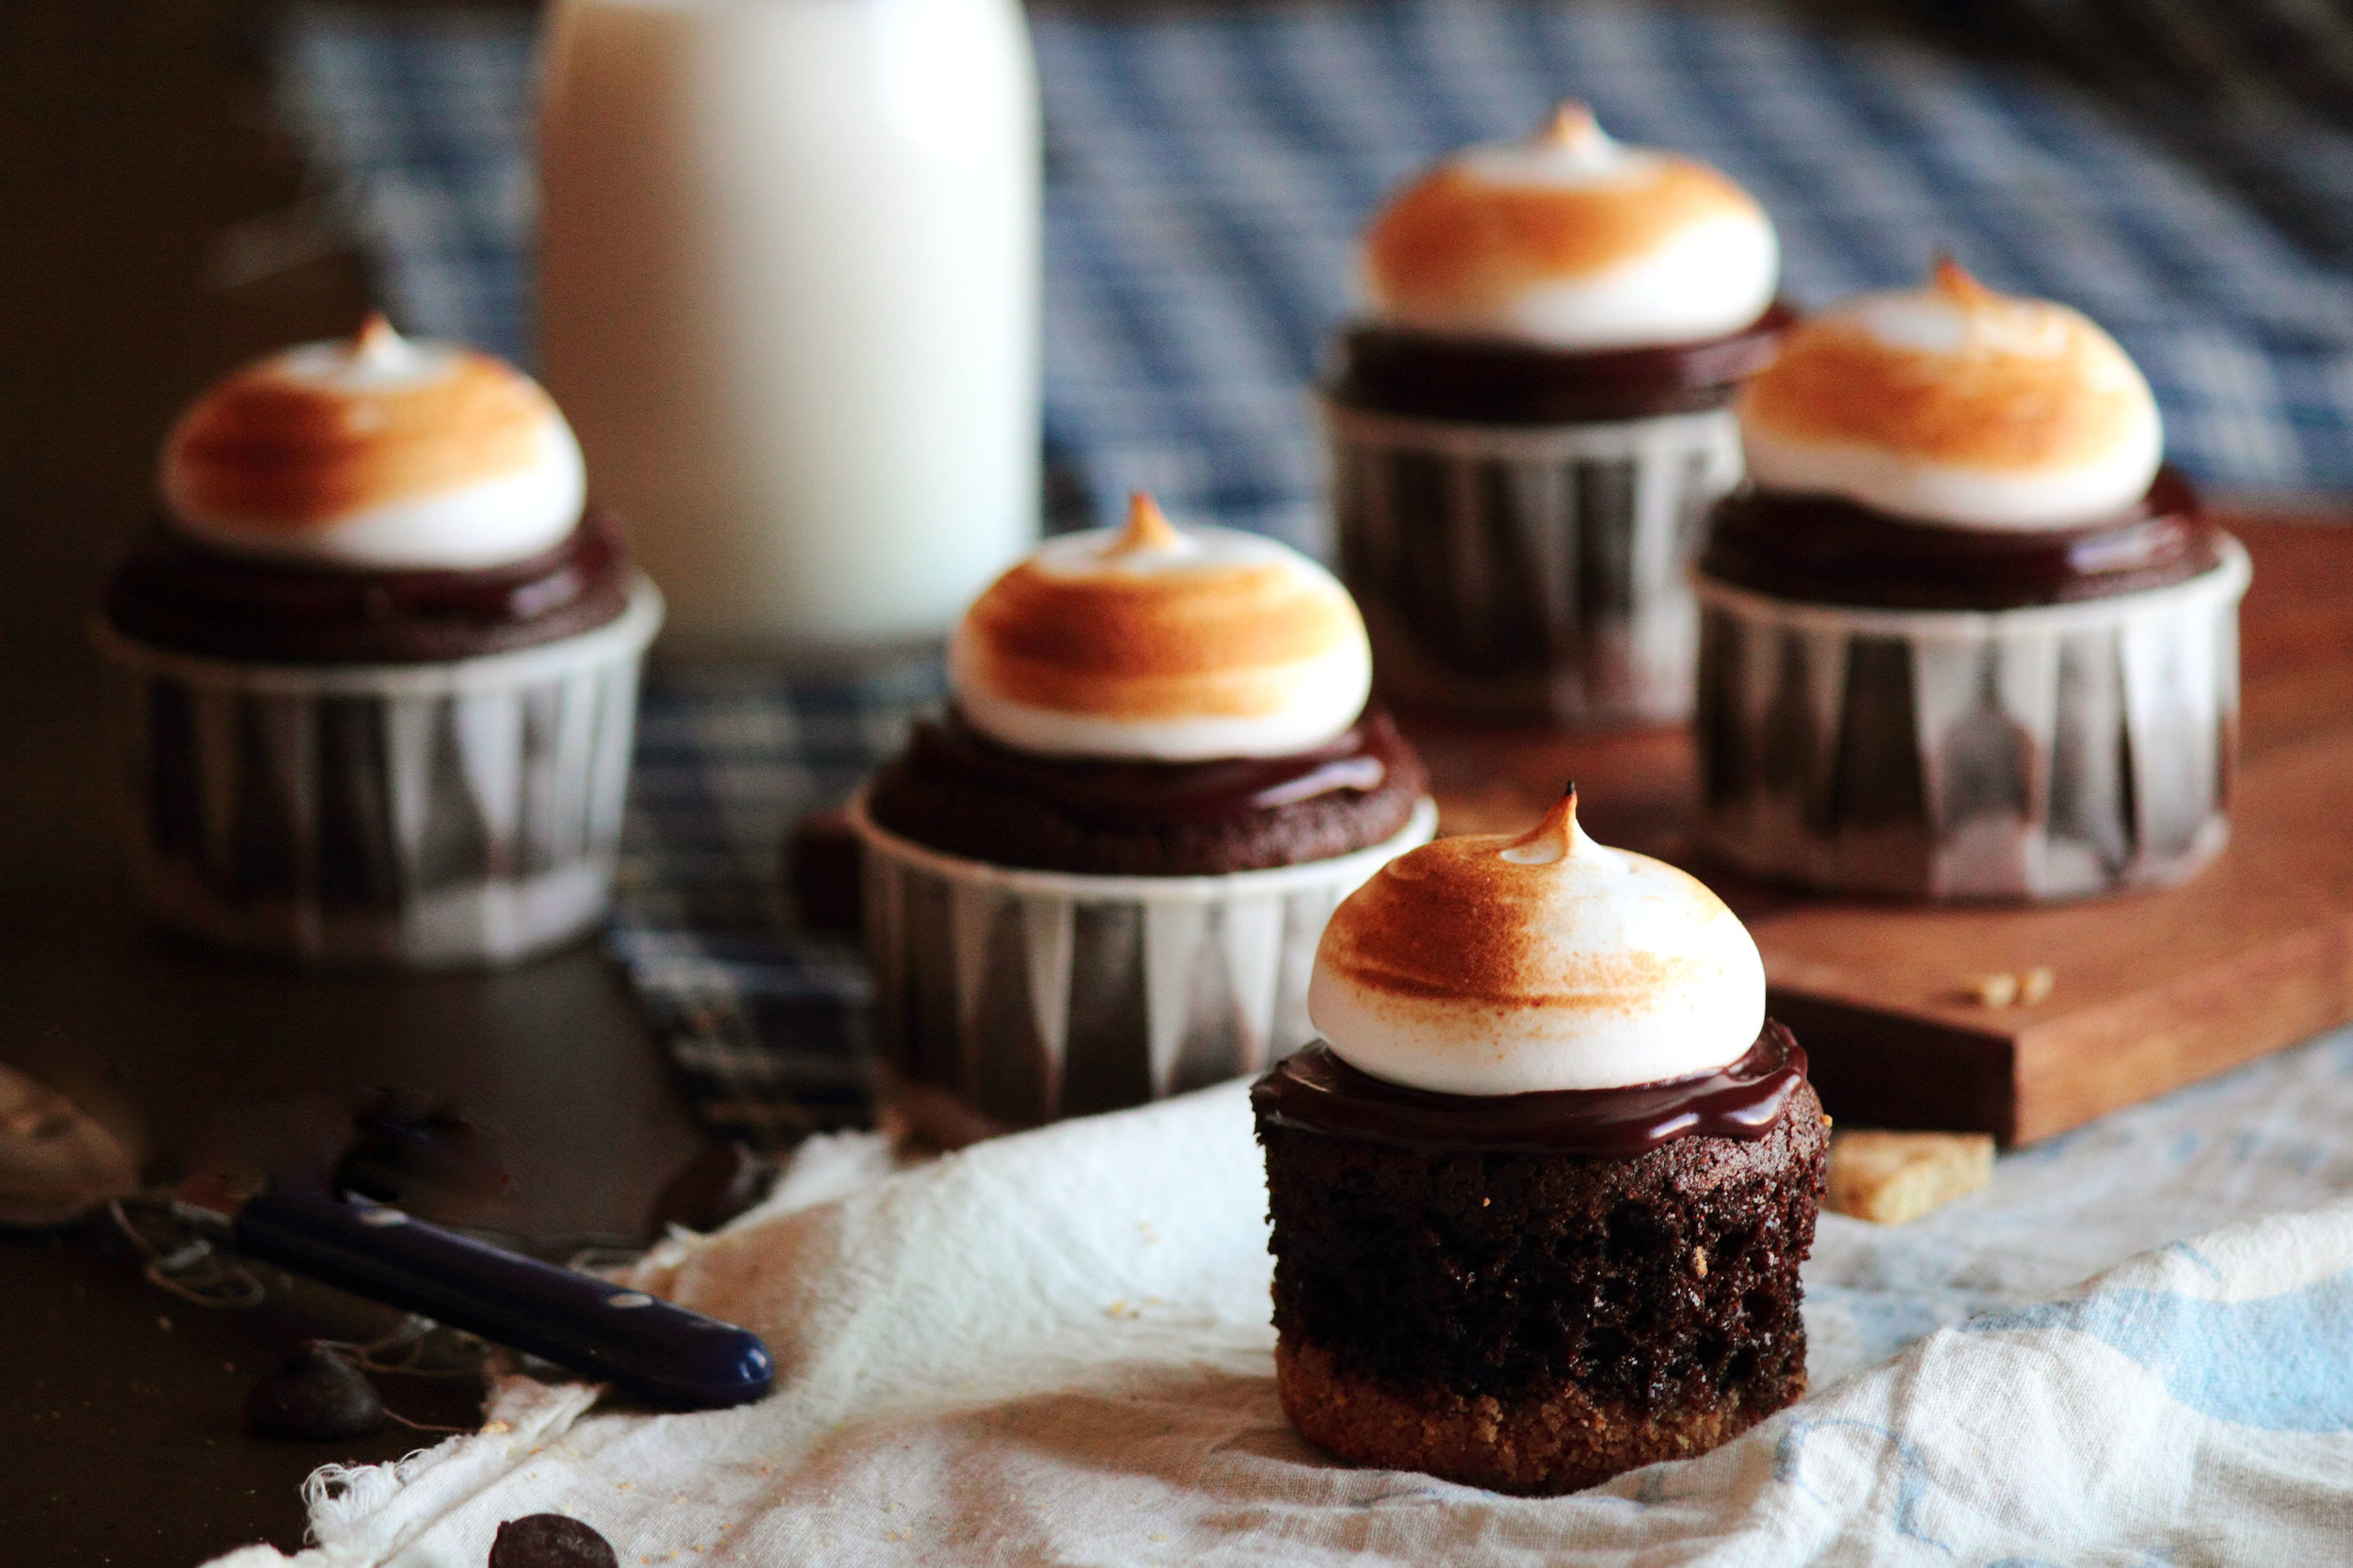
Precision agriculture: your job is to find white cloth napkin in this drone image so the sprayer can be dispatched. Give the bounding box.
[211,1030,2353,1567]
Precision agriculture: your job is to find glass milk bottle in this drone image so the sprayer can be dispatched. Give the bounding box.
[538,0,1041,658]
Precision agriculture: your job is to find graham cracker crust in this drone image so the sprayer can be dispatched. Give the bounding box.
[1274,1336,1802,1496]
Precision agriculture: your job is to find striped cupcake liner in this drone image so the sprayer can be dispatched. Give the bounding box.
[851,792,1438,1129]
[1326,400,1744,728]
[93,578,663,966]
[1692,540,2250,901]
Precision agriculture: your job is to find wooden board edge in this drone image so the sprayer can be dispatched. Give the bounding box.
[1766,990,2023,1143]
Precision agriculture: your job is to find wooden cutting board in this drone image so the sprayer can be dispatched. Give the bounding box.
[1405,517,2353,1144]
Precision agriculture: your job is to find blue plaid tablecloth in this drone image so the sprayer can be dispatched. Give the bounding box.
[607,658,943,1144]
[274,0,2353,1146]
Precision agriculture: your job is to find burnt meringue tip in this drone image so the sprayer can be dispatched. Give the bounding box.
[1110,491,1185,557]
[1540,101,1601,148]
[1500,784,1580,866]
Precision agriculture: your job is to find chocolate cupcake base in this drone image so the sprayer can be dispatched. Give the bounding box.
[851,792,1437,1129]
[1275,1337,1790,1496]
[1327,401,1742,728]
[1693,541,2249,901]
[1256,1033,1826,1495]
[94,578,662,967]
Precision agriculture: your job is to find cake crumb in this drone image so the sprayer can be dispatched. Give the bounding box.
[1968,972,2018,1008]
[1691,1248,1707,1278]
[1966,967,2057,1008]
[1827,1130,1994,1224]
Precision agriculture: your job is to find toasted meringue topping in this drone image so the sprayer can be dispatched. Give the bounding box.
[1361,104,1778,350]
[1307,789,1766,1095]
[1738,261,2163,530]
[161,314,586,569]
[949,494,1373,760]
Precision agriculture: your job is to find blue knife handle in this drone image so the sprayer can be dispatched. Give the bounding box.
[232,1187,774,1410]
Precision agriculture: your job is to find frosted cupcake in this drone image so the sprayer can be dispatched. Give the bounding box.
[97,316,662,965]
[1254,789,1826,1494]
[853,494,1436,1129]
[1325,104,1788,728]
[1693,263,2249,900]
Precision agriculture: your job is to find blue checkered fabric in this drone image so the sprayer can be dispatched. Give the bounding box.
[611,658,944,1144]
[276,0,2353,1144]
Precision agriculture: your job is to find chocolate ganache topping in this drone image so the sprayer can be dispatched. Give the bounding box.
[1329,304,1794,426]
[105,505,636,664]
[889,706,1411,828]
[1252,1021,1807,1157]
[1700,467,2222,612]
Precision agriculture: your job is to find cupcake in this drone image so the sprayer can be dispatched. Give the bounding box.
[1253,788,1826,1495]
[1693,262,2249,900]
[96,315,663,965]
[1325,104,1789,728]
[852,494,1437,1129]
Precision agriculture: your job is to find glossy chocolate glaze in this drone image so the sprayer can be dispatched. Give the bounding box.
[897,707,1412,827]
[1251,1021,1807,1157]
[1699,469,2224,611]
[104,506,636,664]
[1327,303,1795,425]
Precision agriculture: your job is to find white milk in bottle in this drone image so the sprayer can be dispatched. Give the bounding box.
[538,0,1041,657]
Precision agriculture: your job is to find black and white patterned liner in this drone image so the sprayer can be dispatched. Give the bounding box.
[1326,401,1744,728]
[1693,541,2249,901]
[852,793,1438,1128]
[95,579,663,966]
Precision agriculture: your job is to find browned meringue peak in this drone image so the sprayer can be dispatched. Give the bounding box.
[1105,488,1185,554]
[1305,788,1767,1095]
[947,493,1374,760]
[160,313,585,568]
[1360,103,1779,348]
[1737,260,2164,530]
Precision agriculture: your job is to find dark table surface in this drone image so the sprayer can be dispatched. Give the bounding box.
[1,4,708,1561]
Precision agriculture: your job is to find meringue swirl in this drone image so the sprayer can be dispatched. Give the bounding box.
[1307,790,1767,1095]
[1738,261,2164,530]
[950,494,1373,761]
[162,315,586,570]
[1361,104,1779,351]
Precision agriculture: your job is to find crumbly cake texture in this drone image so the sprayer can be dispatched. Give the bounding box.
[1258,1079,1828,1495]
[1826,1129,1994,1224]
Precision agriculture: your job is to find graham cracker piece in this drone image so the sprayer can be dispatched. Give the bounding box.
[1826,1130,1994,1224]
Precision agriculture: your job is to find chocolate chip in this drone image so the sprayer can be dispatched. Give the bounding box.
[244,1344,384,1441]
[488,1513,619,1568]
[648,1141,777,1236]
